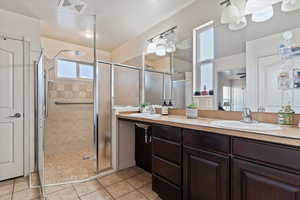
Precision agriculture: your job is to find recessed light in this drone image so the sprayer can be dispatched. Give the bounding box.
[83,31,93,39]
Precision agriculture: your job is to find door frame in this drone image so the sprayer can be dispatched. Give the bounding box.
[0,33,36,177]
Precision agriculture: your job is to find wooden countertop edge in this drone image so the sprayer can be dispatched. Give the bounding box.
[117,115,300,147]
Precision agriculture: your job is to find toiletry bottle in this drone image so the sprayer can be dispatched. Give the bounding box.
[161,100,169,115]
[201,85,208,96]
[168,99,174,109]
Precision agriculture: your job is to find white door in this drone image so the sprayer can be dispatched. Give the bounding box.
[0,37,24,181]
[258,55,300,113]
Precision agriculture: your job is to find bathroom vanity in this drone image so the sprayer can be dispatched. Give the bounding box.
[118,113,300,200]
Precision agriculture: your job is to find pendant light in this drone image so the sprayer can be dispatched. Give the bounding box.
[228,16,248,31]
[281,0,300,12]
[221,1,242,24]
[252,5,274,22]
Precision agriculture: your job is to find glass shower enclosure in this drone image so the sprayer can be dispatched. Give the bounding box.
[35,52,45,196]
[34,13,113,197]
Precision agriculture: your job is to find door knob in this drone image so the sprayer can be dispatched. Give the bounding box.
[8,113,22,118]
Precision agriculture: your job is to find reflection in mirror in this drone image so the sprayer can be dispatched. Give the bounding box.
[192,3,300,113]
[217,68,246,112]
[172,39,193,109]
[144,39,194,109]
[144,53,172,105]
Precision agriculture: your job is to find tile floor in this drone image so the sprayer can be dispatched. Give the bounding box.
[44,147,111,184]
[0,167,162,200]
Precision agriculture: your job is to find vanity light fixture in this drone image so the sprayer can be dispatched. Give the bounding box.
[281,0,300,12]
[146,26,177,56]
[220,0,296,31]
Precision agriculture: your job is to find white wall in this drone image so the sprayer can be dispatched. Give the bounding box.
[111,2,300,64]
[111,0,221,63]
[0,9,41,51]
[174,58,192,73]
[41,37,111,63]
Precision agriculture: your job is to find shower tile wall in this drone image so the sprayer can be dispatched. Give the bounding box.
[44,56,96,183]
[46,81,93,155]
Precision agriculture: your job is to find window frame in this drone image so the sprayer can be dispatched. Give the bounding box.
[193,21,215,94]
[56,58,94,81]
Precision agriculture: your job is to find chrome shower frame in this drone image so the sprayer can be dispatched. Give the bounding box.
[95,60,173,172]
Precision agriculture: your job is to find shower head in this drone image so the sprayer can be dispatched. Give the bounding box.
[52,49,86,59]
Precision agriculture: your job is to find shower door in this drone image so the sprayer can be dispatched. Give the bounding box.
[35,53,45,196]
[96,62,113,172]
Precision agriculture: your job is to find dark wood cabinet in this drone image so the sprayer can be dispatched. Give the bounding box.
[135,125,152,172]
[126,119,300,200]
[183,146,230,200]
[152,125,182,200]
[153,174,182,200]
[232,158,300,200]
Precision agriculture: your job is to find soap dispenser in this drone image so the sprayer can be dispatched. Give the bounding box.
[168,99,174,109]
[161,100,169,115]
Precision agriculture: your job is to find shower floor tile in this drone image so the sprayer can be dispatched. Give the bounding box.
[44,147,111,185]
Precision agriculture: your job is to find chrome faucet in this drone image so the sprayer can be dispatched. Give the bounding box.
[149,105,156,115]
[241,107,256,123]
[141,104,156,115]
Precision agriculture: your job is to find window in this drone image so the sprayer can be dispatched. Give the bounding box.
[57,60,77,78]
[193,21,215,93]
[79,64,93,79]
[56,59,93,80]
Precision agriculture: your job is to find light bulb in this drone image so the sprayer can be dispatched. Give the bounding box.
[281,0,300,12]
[252,6,274,22]
[228,16,247,31]
[147,42,156,54]
[245,0,272,14]
[166,42,176,53]
[221,3,242,24]
[156,44,166,56]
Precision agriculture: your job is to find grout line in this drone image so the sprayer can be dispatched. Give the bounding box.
[10,179,15,200]
[95,179,116,200]
[71,184,81,200]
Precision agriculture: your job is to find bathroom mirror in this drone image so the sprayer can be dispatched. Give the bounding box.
[144,53,172,105]
[192,3,300,113]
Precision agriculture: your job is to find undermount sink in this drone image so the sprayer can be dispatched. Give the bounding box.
[127,113,162,119]
[210,120,282,131]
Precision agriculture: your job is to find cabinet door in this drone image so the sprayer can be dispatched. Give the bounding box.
[183,147,229,200]
[232,158,300,200]
[135,126,152,172]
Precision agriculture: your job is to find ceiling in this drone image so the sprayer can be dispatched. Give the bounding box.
[0,0,195,51]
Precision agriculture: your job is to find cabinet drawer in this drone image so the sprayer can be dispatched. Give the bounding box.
[152,155,181,185]
[233,138,300,171]
[152,137,181,164]
[152,125,181,143]
[183,129,230,154]
[153,174,182,200]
